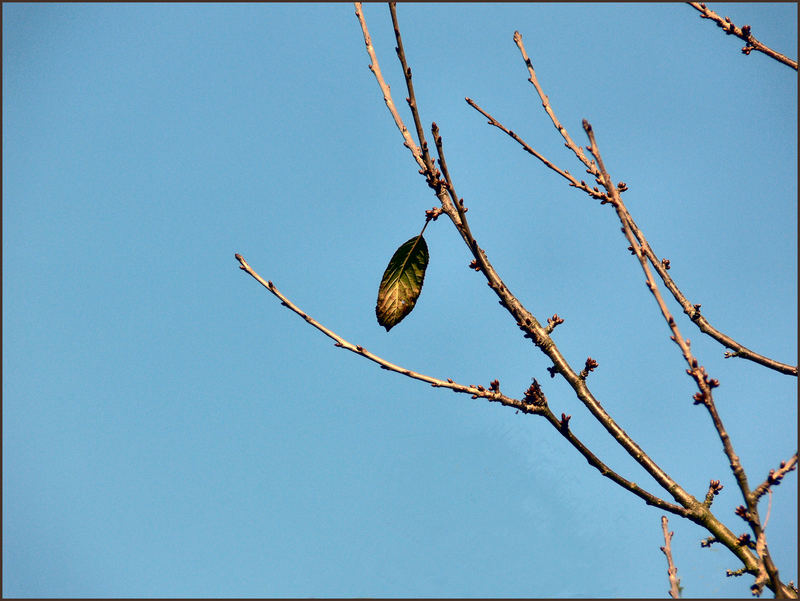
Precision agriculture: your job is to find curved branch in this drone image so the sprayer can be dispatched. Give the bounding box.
[235,252,688,516]
[350,4,780,591]
[236,254,533,411]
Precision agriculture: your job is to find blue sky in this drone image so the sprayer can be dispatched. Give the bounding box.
[3,2,796,597]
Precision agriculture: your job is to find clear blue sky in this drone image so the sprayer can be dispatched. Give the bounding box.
[3,3,796,597]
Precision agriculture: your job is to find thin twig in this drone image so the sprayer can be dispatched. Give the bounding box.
[235,252,688,516]
[235,254,533,411]
[353,2,426,173]
[687,2,798,70]
[389,2,437,184]
[624,216,797,376]
[537,407,688,515]
[583,122,794,598]
[354,2,461,227]
[492,31,797,377]
[351,4,771,588]
[430,110,693,509]
[512,31,598,171]
[466,98,608,202]
[752,453,798,502]
[431,122,469,226]
[583,121,746,494]
[660,516,682,598]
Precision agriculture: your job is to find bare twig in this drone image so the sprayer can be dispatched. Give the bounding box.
[584,122,794,599]
[235,252,688,515]
[752,454,798,502]
[431,122,470,226]
[474,31,797,377]
[429,110,695,510]
[353,2,426,173]
[512,31,598,171]
[466,98,608,202]
[660,516,682,598]
[354,2,462,228]
[235,254,533,411]
[583,121,748,496]
[388,2,437,184]
[687,2,798,70]
[537,406,688,515]
[349,4,788,593]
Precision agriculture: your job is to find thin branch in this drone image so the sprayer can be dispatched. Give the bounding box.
[493,31,797,377]
[538,407,688,516]
[235,254,533,412]
[428,116,695,510]
[687,2,798,70]
[235,252,688,516]
[623,215,797,376]
[752,453,798,502]
[354,2,460,226]
[466,97,608,202]
[660,516,682,599]
[351,4,772,588]
[431,122,470,226]
[583,121,751,499]
[584,122,797,599]
[353,2,426,173]
[512,31,598,171]
[389,2,437,184]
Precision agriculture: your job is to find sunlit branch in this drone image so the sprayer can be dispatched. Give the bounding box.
[236,254,536,410]
[660,516,682,599]
[687,2,798,70]
[348,3,782,592]
[752,453,798,502]
[353,2,425,173]
[500,30,797,377]
[583,122,796,598]
[466,97,608,201]
[235,252,688,516]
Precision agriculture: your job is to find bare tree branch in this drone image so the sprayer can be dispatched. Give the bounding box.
[688,2,798,70]
[512,31,598,171]
[353,2,426,173]
[389,2,437,183]
[234,252,690,516]
[234,255,529,410]
[354,4,797,581]
[660,516,682,599]
[354,2,462,228]
[348,7,789,590]
[467,31,797,377]
[581,122,796,597]
[231,4,800,596]
[753,454,798,502]
[465,97,607,202]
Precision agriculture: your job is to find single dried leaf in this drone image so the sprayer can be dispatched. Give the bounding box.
[376,234,429,331]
